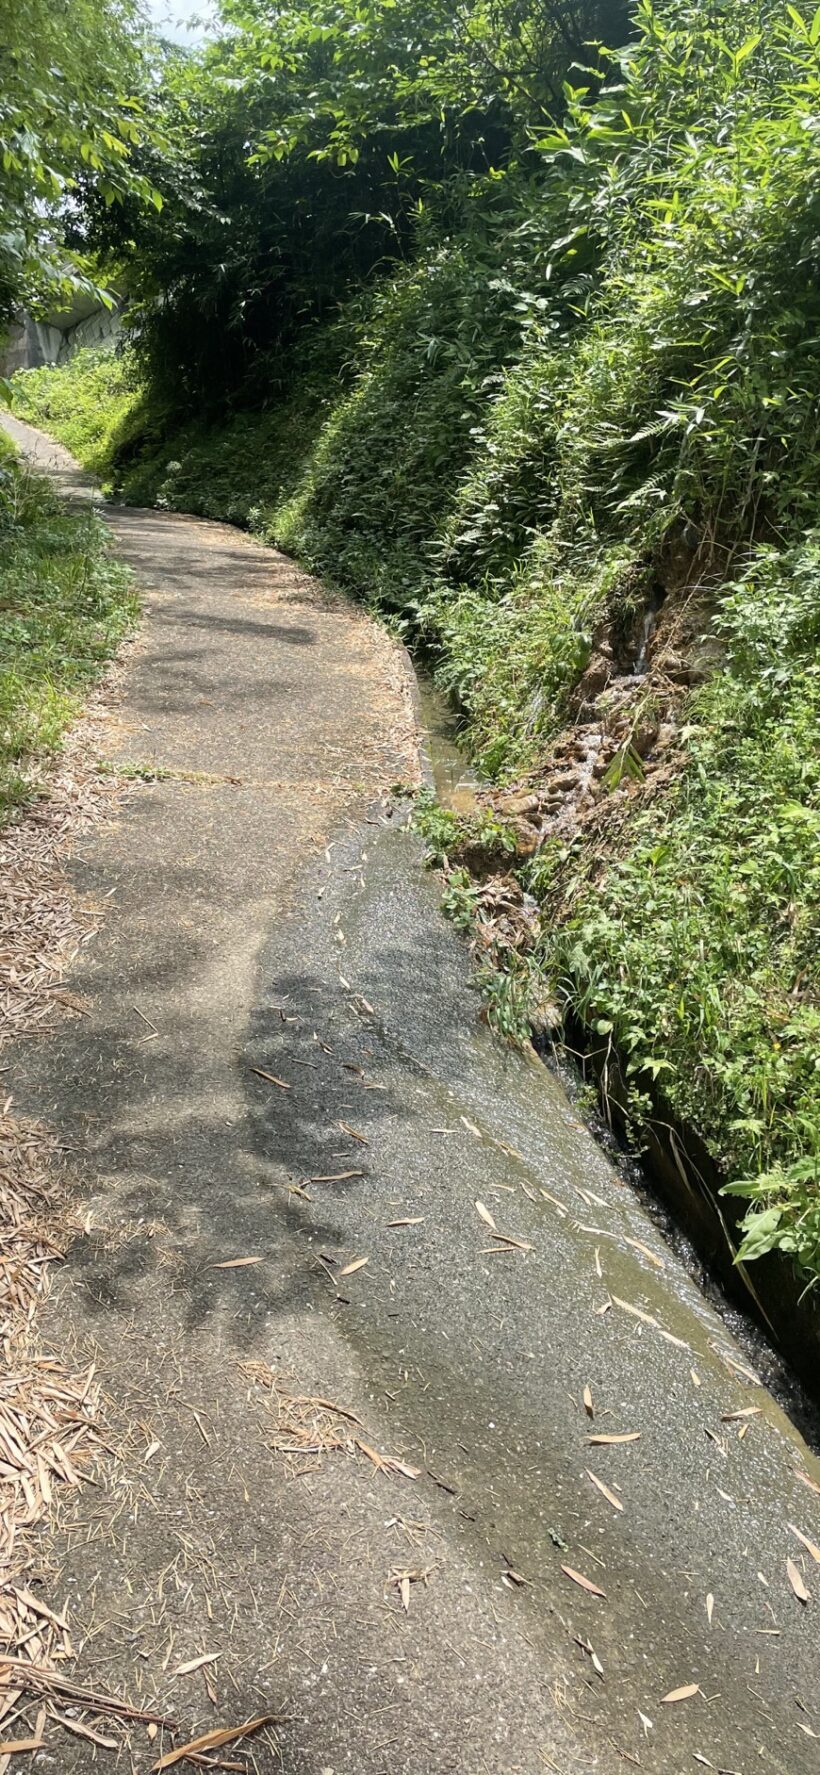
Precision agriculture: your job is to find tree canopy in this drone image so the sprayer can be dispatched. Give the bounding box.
[0,0,161,325]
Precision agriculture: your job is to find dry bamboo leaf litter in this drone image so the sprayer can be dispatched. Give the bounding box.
[586,1470,623,1513]
[0,674,179,1755]
[561,1565,606,1599]
[151,1712,280,1770]
[786,1557,811,1603]
[239,1361,420,1480]
[586,1432,641,1446]
[789,1525,820,1565]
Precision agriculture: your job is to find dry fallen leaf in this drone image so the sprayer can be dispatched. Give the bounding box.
[587,1431,641,1446]
[612,1295,689,1348]
[339,1256,369,1277]
[540,1187,568,1218]
[58,1715,118,1749]
[385,1217,424,1228]
[623,1236,665,1270]
[586,1469,623,1512]
[490,1231,533,1252]
[173,1653,220,1678]
[561,1564,606,1599]
[502,1567,531,1587]
[338,1121,368,1143]
[661,1684,700,1704]
[787,1557,810,1603]
[309,1171,364,1183]
[721,1407,761,1423]
[583,1386,594,1420]
[611,1295,658,1329]
[152,1714,278,1770]
[208,1256,263,1270]
[706,1593,714,1626]
[789,1525,820,1565]
[795,1468,820,1500]
[250,1068,290,1090]
[475,1200,497,1231]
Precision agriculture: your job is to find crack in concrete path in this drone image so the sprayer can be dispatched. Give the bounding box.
[1,413,819,1775]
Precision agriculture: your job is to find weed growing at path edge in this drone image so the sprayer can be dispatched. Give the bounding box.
[0,436,136,821]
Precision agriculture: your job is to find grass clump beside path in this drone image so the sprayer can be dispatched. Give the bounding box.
[0,433,135,822]
[10,347,139,486]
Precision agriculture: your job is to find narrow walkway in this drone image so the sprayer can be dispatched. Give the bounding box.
[2,415,819,1775]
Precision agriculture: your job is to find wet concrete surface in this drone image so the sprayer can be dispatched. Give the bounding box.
[1,414,819,1775]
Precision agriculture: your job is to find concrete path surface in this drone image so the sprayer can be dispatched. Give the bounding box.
[2,413,819,1775]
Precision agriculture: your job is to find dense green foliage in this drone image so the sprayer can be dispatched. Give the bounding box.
[0,0,162,331]
[0,438,135,821]
[13,0,820,1278]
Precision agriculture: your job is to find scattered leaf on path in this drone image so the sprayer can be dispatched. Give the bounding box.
[173,1653,220,1678]
[151,1714,279,1770]
[587,1431,641,1446]
[385,1217,424,1228]
[309,1171,364,1183]
[251,1068,290,1090]
[338,1122,368,1143]
[57,1715,118,1749]
[661,1684,700,1704]
[789,1525,820,1565]
[475,1200,497,1231]
[540,1188,568,1218]
[490,1231,533,1252]
[721,1407,761,1423]
[795,1468,820,1500]
[612,1295,658,1329]
[787,1557,810,1603]
[623,1236,665,1270]
[561,1564,606,1599]
[339,1256,369,1277]
[502,1567,531,1587]
[208,1256,263,1270]
[586,1469,623,1512]
[583,1387,594,1419]
[720,1352,761,1386]
[706,1593,714,1625]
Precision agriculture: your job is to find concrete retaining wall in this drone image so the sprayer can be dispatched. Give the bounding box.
[0,302,122,377]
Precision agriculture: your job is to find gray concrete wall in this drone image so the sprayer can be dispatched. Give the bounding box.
[0,302,122,377]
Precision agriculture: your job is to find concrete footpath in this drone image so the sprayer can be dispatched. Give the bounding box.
[2,413,819,1775]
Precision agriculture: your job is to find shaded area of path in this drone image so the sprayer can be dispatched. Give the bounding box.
[1,413,819,1775]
